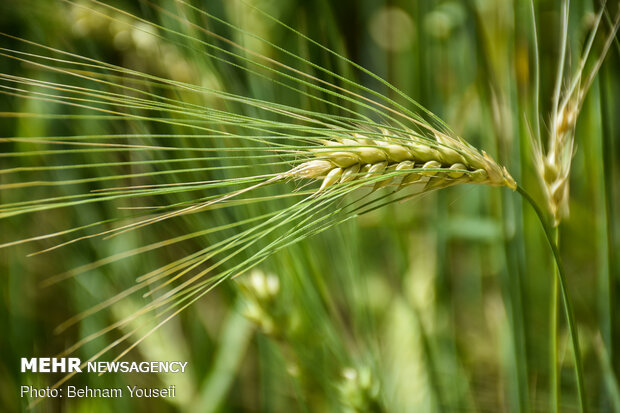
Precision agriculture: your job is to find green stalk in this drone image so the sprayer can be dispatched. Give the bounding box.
[598,62,616,405]
[550,227,559,413]
[517,185,587,413]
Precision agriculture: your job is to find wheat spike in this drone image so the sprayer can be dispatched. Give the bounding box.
[530,2,620,226]
[289,127,516,193]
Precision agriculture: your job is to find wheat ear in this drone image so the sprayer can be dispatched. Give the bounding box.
[289,127,516,193]
[531,2,620,226]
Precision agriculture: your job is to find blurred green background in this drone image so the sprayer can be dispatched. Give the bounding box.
[0,0,619,412]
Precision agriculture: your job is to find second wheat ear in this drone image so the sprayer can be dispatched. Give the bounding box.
[530,2,620,227]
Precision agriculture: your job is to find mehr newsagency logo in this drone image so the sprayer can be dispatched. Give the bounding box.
[20,357,187,400]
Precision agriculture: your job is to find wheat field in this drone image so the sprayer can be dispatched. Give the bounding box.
[0,0,619,412]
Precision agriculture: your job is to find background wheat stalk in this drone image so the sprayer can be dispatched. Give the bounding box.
[526,3,620,411]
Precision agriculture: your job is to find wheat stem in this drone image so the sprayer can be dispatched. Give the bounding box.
[551,227,560,413]
[517,185,587,413]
